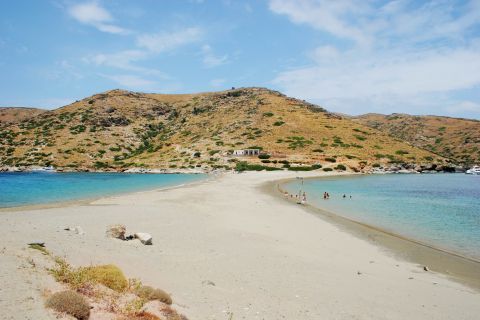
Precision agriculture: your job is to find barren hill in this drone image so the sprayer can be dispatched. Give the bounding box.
[0,107,46,125]
[0,88,448,172]
[353,113,480,165]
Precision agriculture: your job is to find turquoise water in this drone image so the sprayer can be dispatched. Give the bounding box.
[284,174,480,260]
[0,172,206,208]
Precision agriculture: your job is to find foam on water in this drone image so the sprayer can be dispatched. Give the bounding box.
[0,172,206,208]
[283,174,480,260]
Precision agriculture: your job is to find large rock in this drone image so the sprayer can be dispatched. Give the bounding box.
[106,224,126,240]
[135,232,153,245]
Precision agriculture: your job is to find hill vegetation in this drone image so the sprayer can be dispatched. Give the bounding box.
[0,88,449,172]
[353,113,480,166]
[0,107,46,125]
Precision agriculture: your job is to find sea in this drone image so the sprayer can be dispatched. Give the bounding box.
[283,174,480,261]
[0,172,206,208]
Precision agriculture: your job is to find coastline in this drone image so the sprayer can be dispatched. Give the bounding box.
[1,170,479,319]
[270,175,480,290]
[0,171,215,212]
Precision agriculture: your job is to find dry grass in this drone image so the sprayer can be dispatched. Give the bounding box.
[135,285,172,305]
[45,290,90,320]
[84,264,128,292]
[119,311,161,320]
[28,243,49,255]
[49,258,127,292]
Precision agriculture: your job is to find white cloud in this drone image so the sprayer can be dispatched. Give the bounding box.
[201,45,228,67]
[137,27,202,53]
[101,74,157,89]
[210,78,226,88]
[445,101,480,115]
[68,2,130,35]
[269,0,480,117]
[269,0,372,46]
[83,27,202,81]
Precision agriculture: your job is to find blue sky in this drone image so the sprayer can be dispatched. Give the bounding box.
[1,0,480,118]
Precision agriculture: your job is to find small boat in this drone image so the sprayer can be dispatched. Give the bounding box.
[31,166,56,172]
[466,165,480,175]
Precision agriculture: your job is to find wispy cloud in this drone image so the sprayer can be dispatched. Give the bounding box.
[68,2,130,35]
[83,27,202,90]
[100,74,157,89]
[445,101,480,115]
[201,44,228,67]
[210,78,226,88]
[269,0,480,116]
[137,27,203,53]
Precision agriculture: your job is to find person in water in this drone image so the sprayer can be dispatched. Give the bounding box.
[343,194,346,198]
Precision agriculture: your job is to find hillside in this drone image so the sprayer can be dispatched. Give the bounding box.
[353,113,480,165]
[0,88,449,172]
[0,107,46,125]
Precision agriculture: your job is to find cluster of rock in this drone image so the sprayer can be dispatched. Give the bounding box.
[368,163,465,174]
[106,224,153,245]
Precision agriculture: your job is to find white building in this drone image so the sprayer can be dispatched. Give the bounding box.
[233,149,260,156]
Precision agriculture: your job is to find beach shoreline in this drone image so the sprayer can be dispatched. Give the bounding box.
[1,170,479,319]
[268,175,480,290]
[0,171,216,212]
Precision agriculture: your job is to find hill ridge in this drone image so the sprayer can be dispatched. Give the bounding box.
[0,88,455,172]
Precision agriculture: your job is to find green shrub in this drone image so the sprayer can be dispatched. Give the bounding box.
[94,161,109,169]
[312,149,323,153]
[372,163,381,168]
[235,161,281,172]
[258,154,271,159]
[395,150,409,155]
[45,290,90,320]
[263,112,274,117]
[135,285,172,305]
[325,157,336,163]
[323,168,333,172]
[209,150,220,156]
[353,134,366,141]
[335,164,347,171]
[273,121,285,126]
[424,156,433,161]
[287,164,322,171]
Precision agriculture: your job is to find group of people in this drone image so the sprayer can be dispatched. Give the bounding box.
[283,191,308,205]
[283,190,352,203]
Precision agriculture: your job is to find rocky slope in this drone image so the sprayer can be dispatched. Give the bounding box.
[352,113,480,166]
[0,107,46,125]
[0,88,451,172]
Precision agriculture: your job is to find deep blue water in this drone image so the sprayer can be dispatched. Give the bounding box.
[0,172,206,208]
[284,174,480,260]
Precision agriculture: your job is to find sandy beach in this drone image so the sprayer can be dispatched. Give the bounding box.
[1,171,479,320]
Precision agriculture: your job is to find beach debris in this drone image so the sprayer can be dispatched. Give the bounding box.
[64,226,85,235]
[357,271,362,275]
[134,232,153,245]
[423,266,429,272]
[27,242,45,247]
[74,226,85,235]
[106,224,126,240]
[202,280,216,286]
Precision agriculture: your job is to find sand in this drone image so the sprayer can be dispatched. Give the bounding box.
[0,171,479,320]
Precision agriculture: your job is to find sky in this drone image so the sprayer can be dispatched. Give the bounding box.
[1,0,480,119]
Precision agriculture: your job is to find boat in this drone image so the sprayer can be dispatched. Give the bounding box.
[466,165,480,175]
[31,166,56,172]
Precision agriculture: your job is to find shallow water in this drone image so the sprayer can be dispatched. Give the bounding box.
[283,174,480,260]
[0,172,206,208]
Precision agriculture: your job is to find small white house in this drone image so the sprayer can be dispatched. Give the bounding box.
[233,149,260,156]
